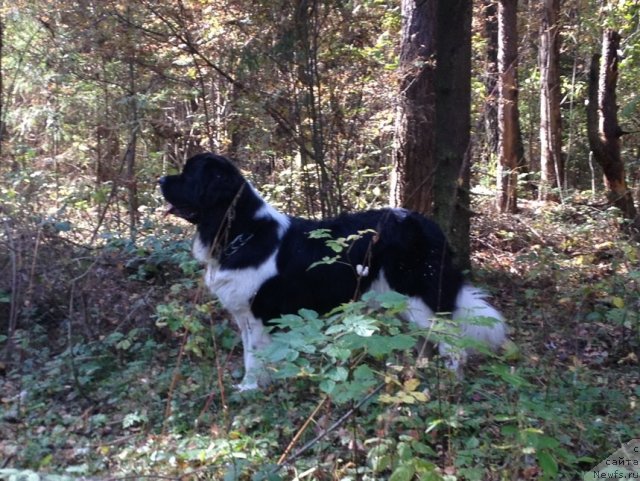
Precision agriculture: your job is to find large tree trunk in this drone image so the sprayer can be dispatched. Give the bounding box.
[433,0,472,271]
[496,0,520,213]
[390,0,437,214]
[539,0,563,202]
[587,30,639,231]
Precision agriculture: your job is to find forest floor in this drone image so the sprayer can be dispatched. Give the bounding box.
[1,195,639,481]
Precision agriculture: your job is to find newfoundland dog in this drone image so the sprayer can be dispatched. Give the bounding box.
[159,153,506,390]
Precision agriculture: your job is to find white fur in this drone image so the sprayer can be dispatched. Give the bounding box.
[251,184,291,237]
[233,309,272,391]
[452,285,506,350]
[204,250,278,313]
[194,234,281,389]
[368,270,505,374]
[368,269,392,294]
[192,235,215,264]
[392,207,409,219]
[193,190,293,389]
[192,189,294,389]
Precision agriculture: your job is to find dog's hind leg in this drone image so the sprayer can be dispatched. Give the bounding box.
[401,294,505,376]
[452,285,506,350]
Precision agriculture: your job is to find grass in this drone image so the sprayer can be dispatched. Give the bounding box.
[1,176,639,480]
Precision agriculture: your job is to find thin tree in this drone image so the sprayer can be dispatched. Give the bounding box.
[496,0,520,213]
[481,0,499,163]
[125,4,139,239]
[390,0,437,215]
[587,30,639,232]
[539,0,563,202]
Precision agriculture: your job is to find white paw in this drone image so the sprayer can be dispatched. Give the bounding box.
[235,380,259,392]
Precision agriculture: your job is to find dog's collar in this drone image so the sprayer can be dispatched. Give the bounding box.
[221,233,255,259]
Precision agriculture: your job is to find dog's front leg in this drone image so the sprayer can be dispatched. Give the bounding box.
[233,312,272,391]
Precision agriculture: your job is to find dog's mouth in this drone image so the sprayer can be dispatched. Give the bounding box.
[163,203,199,222]
[164,203,179,217]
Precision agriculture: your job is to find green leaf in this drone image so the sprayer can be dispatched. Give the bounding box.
[389,464,416,481]
[319,379,336,394]
[376,290,408,309]
[537,450,558,478]
[368,444,391,471]
[307,255,339,270]
[327,366,349,382]
[397,441,412,461]
[307,228,332,239]
[411,441,436,456]
[353,364,375,382]
[321,344,351,361]
[530,434,560,450]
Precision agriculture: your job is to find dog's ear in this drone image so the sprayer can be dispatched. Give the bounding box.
[198,155,245,207]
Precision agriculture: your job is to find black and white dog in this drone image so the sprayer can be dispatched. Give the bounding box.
[159,153,506,390]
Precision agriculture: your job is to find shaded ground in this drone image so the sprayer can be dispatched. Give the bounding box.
[1,196,638,480]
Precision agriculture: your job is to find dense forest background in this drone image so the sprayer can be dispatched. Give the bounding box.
[1,1,639,480]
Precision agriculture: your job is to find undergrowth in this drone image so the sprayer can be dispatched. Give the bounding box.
[1,168,639,480]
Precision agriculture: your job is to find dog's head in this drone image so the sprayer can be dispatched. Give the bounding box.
[159,153,245,224]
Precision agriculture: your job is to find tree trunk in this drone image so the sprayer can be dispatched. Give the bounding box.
[539,0,563,202]
[481,0,499,163]
[0,10,4,157]
[587,31,639,231]
[126,6,139,239]
[294,0,334,217]
[496,0,520,213]
[390,0,437,215]
[433,0,472,271]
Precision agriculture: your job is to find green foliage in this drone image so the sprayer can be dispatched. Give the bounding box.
[2,1,640,480]
[263,291,417,404]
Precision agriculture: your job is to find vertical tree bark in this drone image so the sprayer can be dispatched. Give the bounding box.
[587,30,639,231]
[0,9,4,158]
[125,5,139,239]
[390,0,437,215]
[126,59,138,239]
[496,0,520,213]
[434,0,472,271]
[539,0,563,202]
[294,0,334,217]
[481,0,499,162]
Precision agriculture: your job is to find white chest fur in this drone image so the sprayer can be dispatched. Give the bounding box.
[192,236,278,314]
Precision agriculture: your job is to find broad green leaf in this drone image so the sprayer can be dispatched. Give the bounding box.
[389,464,415,481]
[537,450,558,478]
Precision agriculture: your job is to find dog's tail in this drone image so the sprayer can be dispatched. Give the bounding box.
[451,285,506,350]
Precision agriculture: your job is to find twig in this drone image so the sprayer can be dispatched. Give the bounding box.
[514,215,546,244]
[2,220,19,364]
[196,312,229,430]
[89,125,140,245]
[277,395,330,465]
[67,282,99,405]
[272,382,385,474]
[162,330,189,435]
